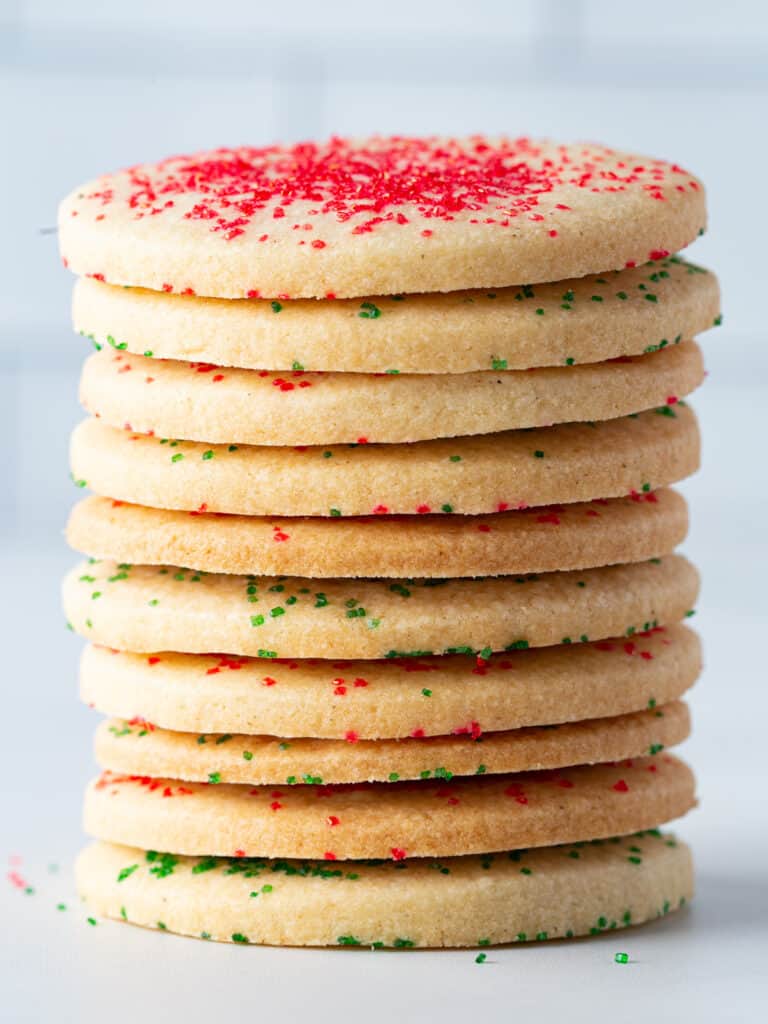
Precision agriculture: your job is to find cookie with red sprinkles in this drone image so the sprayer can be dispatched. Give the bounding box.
[69,404,700,517]
[67,489,688,579]
[79,623,700,740]
[72,255,720,374]
[78,340,704,446]
[77,829,693,947]
[94,701,690,786]
[59,137,706,298]
[63,555,699,660]
[82,754,695,860]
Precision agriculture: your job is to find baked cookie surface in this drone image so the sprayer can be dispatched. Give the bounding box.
[72,257,720,373]
[63,555,699,660]
[79,341,704,445]
[76,831,693,946]
[67,489,688,579]
[59,137,706,298]
[69,405,700,517]
[83,754,696,859]
[94,701,690,785]
[79,624,700,739]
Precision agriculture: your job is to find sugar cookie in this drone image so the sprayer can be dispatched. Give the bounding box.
[67,490,688,579]
[69,405,700,517]
[72,256,719,373]
[94,702,689,785]
[76,831,693,946]
[59,137,706,298]
[79,624,701,739]
[63,555,699,660]
[79,341,704,445]
[83,754,695,859]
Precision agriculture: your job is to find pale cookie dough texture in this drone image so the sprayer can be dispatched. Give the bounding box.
[79,624,701,739]
[94,701,690,785]
[79,340,704,446]
[63,555,700,660]
[83,755,696,860]
[67,489,688,579]
[76,831,694,947]
[58,137,706,298]
[69,404,700,517]
[72,257,720,374]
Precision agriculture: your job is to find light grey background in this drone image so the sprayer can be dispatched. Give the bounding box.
[1,2,767,1022]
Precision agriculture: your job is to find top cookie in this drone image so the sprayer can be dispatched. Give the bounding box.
[59,136,706,299]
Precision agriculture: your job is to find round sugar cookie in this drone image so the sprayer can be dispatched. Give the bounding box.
[69,405,700,517]
[72,256,720,373]
[80,624,701,739]
[63,555,699,660]
[83,754,695,860]
[94,702,690,785]
[59,137,706,299]
[67,490,688,579]
[76,831,693,947]
[79,341,704,446]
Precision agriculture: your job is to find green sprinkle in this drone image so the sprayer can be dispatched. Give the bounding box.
[590,295,604,302]
[713,313,723,326]
[208,772,222,784]
[421,688,432,697]
[475,953,488,964]
[358,301,381,319]
[441,503,453,513]
[614,952,629,964]
[388,772,400,782]
[271,301,282,313]
[337,935,362,946]
[329,508,341,517]
[202,450,214,460]
[250,614,265,627]
[533,450,545,458]
[449,455,462,462]
[117,864,139,883]
[57,903,67,911]
[535,307,544,315]
[171,452,184,463]
[231,933,250,944]
[616,291,628,300]
[491,358,507,370]
[565,356,575,365]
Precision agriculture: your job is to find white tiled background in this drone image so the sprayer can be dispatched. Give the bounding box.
[2,3,767,1021]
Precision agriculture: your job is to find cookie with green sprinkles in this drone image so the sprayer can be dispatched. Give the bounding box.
[69,404,700,517]
[80,623,700,740]
[78,340,704,445]
[83,754,695,860]
[71,254,719,374]
[76,829,693,946]
[67,489,688,579]
[63,555,698,660]
[94,700,690,785]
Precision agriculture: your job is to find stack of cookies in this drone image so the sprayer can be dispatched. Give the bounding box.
[59,137,718,947]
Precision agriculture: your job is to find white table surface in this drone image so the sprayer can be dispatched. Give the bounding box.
[3,337,768,1023]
